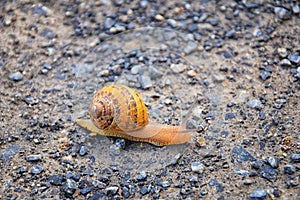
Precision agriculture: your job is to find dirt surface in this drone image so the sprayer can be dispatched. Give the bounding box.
[1,0,300,199]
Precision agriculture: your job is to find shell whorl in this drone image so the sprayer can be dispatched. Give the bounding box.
[89,84,149,132]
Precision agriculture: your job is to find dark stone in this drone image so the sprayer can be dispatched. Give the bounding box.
[232,145,256,163]
[225,113,236,120]
[49,174,64,186]
[32,6,48,16]
[220,131,229,138]
[122,187,130,198]
[225,29,236,38]
[80,188,91,195]
[283,165,295,175]
[40,27,56,39]
[291,154,300,162]
[115,138,126,149]
[187,23,198,32]
[227,102,235,107]
[258,111,266,120]
[258,165,277,182]
[208,18,219,26]
[208,178,224,193]
[140,186,149,195]
[259,71,271,81]
[26,154,41,162]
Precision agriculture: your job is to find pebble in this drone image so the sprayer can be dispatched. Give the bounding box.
[25,96,39,105]
[79,145,89,156]
[246,98,263,110]
[167,19,177,28]
[26,154,41,162]
[243,179,253,185]
[1,145,20,162]
[32,5,49,16]
[8,72,23,81]
[283,165,295,175]
[234,169,249,176]
[140,186,149,195]
[220,131,229,138]
[155,14,165,21]
[232,145,256,163]
[161,181,171,188]
[187,69,197,77]
[49,174,64,186]
[288,53,300,64]
[279,58,292,67]
[130,65,142,75]
[137,171,147,181]
[149,66,163,79]
[191,161,205,173]
[268,157,279,169]
[187,23,198,32]
[208,179,224,193]
[40,27,56,39]
[208,18,219,26]
[259,70,270,81]
[183,40,198,55]
[225,113,236,120]
[121,186,130,198]
[31,165,43,174]
[140,0,147,8]
[212,74,225,83]
[225,29,236,38]
[170,63,186,73]
[258,165,277,182]
[277,48,288,58]
[115,138,126,149]
[292,5,300,14]
[290,154,300,162]
[105,186,119,195]
[80,188,91,195]
[249,189,267,199]
[110,144,121,156]
[139,75,152,89]
[274,7,290,20]
[64,179,77,196]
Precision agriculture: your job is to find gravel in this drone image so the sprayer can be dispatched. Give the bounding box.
[8,71,23,81]
[1,1,299,199]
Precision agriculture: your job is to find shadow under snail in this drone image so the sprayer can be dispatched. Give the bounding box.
[76,84,197,146]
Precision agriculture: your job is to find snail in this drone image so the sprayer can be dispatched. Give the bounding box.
[76,84,197,146]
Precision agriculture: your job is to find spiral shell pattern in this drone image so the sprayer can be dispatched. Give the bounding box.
[89,84,149,132]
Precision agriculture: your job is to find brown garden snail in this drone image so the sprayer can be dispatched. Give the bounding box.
[76,84,196,146]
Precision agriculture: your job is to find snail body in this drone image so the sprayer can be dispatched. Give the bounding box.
[76,84,193,146]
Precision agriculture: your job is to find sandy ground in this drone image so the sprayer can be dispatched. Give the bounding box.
[1,0,299,199]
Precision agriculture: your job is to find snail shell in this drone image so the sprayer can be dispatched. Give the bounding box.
[77,84,193,146]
